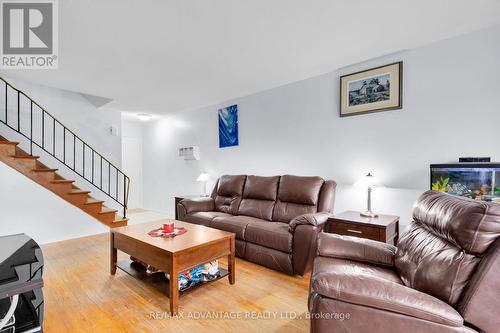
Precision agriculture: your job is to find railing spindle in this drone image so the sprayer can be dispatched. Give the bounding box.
[30,102,33,155]
[63,127,66,163]
[52,117,55,155]
[115,168,118,200]
[100,156,103,189]
[4,83,7,124]
[41,110,45,148]
[73,135,76,170]
[108,162,111,195]
[17,91,20,131]
[123,176,127,218]
[82,143,85,178]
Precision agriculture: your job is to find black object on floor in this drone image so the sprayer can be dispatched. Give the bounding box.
[0,234,44,333]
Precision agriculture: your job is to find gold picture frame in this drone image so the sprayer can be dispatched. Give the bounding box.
[340,61,402,117]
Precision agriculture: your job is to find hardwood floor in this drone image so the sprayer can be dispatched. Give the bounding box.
[41,233,310,332]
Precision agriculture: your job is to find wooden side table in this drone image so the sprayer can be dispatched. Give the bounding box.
[174,195,202,220]
[325,210,399,245]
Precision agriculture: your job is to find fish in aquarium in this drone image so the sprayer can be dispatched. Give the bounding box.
[430,164,500,202]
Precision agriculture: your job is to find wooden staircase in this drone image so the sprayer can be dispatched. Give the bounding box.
[0,135,128,227]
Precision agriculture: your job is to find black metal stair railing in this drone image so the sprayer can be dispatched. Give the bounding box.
[0,77,130,218]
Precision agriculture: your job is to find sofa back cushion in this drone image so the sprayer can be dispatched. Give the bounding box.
[273,175,324,223]
[395,190,500,306]
[238,175,280,220]
[214,175,247,215]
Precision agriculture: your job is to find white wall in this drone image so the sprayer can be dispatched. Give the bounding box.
[121,116,144,209]
[0,158,108,245]
[141,25,500,231]
[0,78,122,166]
[0,78,123,243]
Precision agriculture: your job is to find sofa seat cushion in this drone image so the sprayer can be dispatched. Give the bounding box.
[184,211,232,226]
[211,215,263,240]
[245,220,292,253]
[311,257,463,327]
[245,243,293,274]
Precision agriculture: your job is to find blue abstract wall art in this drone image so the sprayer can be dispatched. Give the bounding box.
[218,104,239,148]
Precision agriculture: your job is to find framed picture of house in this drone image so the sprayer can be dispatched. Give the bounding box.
[340,61,402,117]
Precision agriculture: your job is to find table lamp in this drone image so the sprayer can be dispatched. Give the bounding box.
[353,173,384,218]
[196,172,210,197]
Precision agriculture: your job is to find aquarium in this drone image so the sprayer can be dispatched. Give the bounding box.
[430,163,500,202]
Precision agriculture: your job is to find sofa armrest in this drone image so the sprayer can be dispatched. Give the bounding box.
[317,233,396,267]
[292,224,323,275]
[289,212,331,233]
[178,197,215,214]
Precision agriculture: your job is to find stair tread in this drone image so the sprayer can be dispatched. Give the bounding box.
[85,198,104,205]
[51,179,74,184]
[68,189,91,195]
[11,155,39,159]
[0,141,19,145]
[112,218,128,224]
[99,207,118,214]
[32,168,58,172]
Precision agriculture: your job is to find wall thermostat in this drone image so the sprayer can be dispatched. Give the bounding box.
[179,146,200,160]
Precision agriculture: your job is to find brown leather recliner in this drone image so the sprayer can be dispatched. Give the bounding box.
[309,190,500,333]
[177,174,336,275]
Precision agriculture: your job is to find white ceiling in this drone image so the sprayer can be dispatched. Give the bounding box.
[2,0,500,115]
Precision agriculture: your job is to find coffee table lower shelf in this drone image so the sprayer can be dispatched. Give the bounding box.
[116,259,229,297]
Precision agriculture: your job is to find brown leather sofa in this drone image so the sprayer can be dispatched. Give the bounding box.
[309,190,500,333]
[177,174,336,275]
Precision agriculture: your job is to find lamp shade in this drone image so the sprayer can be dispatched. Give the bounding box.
[196,172,210,182]
[353,173,384,188]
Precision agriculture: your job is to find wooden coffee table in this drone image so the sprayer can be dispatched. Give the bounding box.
[110,220,235,314]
